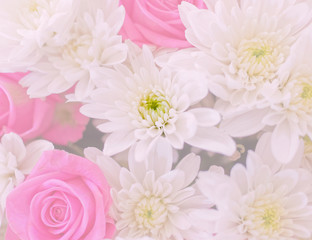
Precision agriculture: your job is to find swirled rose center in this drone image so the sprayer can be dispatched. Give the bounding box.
[51,205,66,222]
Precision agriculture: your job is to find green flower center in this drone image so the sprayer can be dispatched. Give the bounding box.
[244,195,285,237]
[138,90,172,127]
[251,48,268,59]
[301,84,312,99]
[134,196,168,231]
[261,207,281,231]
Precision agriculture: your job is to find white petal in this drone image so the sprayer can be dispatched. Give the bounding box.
[255,132,282,172]
[186,127,236,156]
[1,133,26,162]
[128,144,147,183]
[271,119,300,163]
[133,137,160,162]
[146,138,173,178]
[175,153,200,188]
[20,140,54,174]
[169,211,191,230]
[103,131,136,156]
[175,112,197,140]
[188,108,220,127]
[230,163,248,194]
[119,168,137,190]
[220,108,270,137]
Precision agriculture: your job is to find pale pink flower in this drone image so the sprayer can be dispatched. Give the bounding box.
[42,94,89,145]
[0,73,54,140]
[0,133,54,227]
[120,0,206,48]
[0,72,89,145]
[6,150,115,240]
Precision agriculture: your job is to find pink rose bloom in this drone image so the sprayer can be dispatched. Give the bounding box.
[0,73,54,140]
[6,150,115,240]
[42,95,89,146]
[120,0,206,48]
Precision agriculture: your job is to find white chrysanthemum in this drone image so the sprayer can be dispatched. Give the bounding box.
[0,0,78,71]
[81,43,235,160]
[244,33,312,163]
[179,0,312,141]
[180,0,312,106]
[197,150,312,240]
[85,140,217,240]
[0,132,54,225]
[19,0,127,100]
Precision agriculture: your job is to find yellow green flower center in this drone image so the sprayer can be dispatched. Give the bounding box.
[250,46,271,60]
[261,206,281,231]
[138,90,172,127]
[134,196,168,231]
[301,84,312,99]
[235,36,288,86]
[289,77,312,113]
[304,135,312,154]
[243,195,284,237]
[237,38,275,77]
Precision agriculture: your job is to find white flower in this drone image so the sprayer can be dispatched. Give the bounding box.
[0,0,78,71]
[81,43,235,160]
[197,150,312,240]
[249,33,312,163]
[179,0,312,142]
[180,0,312,107]
[180,0,312,163]
[85,140,217,240]
[0,132,54,225]
[20,0,127,99]
[255,131,312,173]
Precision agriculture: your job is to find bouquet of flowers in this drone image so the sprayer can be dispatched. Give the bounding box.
[0,0,312,239]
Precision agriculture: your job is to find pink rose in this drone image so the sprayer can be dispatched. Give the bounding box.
[6,150,115,240]
[0,73,54,140]
[120,0,206,48]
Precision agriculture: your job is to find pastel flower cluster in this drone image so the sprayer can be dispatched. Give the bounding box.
[0,0,311,240]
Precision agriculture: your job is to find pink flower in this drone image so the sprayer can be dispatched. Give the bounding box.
[5,150,115,240]
[0,73,89,144]
[120,0,206,48]
[0,73,54,140]
[42,95,89,146]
